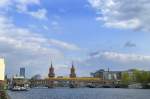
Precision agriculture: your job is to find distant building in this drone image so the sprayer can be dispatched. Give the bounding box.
[31,74,42,80]
[91,69,105,78]
[103,71,122,81]
[91,69,122,81]
[20,67,25,77]
[0,58,5,81]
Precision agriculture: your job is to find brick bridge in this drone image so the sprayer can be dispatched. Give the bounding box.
[30,62,114,88]
[30,77,114,88]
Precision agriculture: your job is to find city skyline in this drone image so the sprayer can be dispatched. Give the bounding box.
[0,0,150,77]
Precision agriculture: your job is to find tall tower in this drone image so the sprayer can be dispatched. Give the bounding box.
[70,62,76,78]
[20,67,25,77]
[48,62,55,78]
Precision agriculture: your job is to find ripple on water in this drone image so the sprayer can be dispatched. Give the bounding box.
[8,88,150,99]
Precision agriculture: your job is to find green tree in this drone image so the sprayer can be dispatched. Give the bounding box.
[121,72,131,85]
[133,70,150,84]
[133,70,142,83]
[141,71,149,84]
[148,73,150,83]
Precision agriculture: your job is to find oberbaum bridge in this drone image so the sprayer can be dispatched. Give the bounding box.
[30,62,114,88]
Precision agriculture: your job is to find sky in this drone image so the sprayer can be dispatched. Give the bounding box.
[1,0,150,78]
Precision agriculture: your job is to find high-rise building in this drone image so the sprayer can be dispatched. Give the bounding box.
[20,67,25,77]
[0,58,5,81]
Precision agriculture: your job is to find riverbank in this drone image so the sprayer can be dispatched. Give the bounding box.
[0,90,10,99]
[0,81,10,99]
[121,83,150,89]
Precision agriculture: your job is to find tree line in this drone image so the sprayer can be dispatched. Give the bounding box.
[121,69,150,86]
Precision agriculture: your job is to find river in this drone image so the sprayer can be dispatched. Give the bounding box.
[8,88,150,99]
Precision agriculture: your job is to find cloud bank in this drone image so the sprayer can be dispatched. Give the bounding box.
[76,51,150,76]
[88,0,150,31]
[0,0,83,77]
[0,14,80,77]
[0,0,47,20]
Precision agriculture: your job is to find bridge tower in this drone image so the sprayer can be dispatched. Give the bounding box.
[70,62,76,78]
[48,61,55,88]
[48,62,55,78]
[69,62,78,88]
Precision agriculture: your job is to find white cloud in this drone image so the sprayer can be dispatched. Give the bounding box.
[43,25,49,30]
[0,15,80,77]
[28,9,47,20]
[15,0,40,11]
[51,21,59,26]
[16,0,40,5]
[15,0,47,20]
[50,20,64,34]
[0,0,80,77]
[0,0,10,8]
[76,51,150,75]
[88,51,150,64]
[88,0,150,31]
[100,52,150,62]
[0,0,47,20]
[49,39,80,51]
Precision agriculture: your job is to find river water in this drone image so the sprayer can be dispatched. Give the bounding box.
[8,88,150,99]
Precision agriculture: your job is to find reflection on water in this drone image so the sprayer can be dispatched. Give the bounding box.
[8,88,150,99]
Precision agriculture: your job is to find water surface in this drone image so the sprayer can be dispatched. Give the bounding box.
[8,88,150,99]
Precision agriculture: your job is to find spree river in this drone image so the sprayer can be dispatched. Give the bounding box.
[8,88,150,99]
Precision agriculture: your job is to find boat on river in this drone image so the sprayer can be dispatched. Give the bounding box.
[10,76,29,91]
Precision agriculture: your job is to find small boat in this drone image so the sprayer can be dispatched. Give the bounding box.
[69,84,78,88]
[102,85,112,88]
[10,76,30,91]
[11,86,29,91]
[86,85,96,88]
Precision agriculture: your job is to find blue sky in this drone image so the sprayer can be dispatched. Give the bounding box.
[1,0,150,77]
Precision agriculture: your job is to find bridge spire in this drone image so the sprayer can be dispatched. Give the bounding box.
[48,60,55,78]
[70,61,76,78]
[51,60,53,68]
[72,61,74,68]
